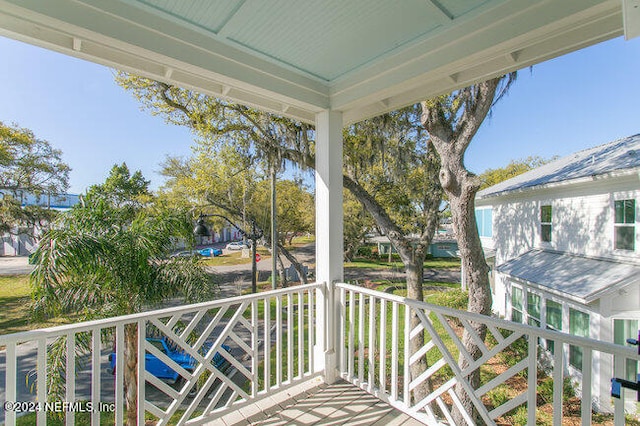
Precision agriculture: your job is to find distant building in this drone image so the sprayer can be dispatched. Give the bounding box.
[369,233,459,259]
[476,134,640,413]
[1,192,80,256]
[20,192,80,211]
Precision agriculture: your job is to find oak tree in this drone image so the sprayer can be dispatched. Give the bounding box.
[421,73,517,423]
[0,122,70,235]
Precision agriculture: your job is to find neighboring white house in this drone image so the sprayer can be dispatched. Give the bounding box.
[475,134,640,413]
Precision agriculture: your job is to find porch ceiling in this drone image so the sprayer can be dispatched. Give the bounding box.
[0,0,631,124]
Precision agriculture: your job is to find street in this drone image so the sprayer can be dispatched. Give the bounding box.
[0,257,33,276]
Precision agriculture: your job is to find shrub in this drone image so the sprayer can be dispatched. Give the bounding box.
[486,385,511,409]
[498,335,529,372]
[356,245,373,258]
[537,377,554,404]
[539,376,576,404]
[509,406,529,426]
[428,289,468,310]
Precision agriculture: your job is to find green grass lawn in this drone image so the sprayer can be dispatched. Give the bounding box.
[0,275,77,337]
[0,275,32,335]
[344,257,460,270]
[284,235,315,248]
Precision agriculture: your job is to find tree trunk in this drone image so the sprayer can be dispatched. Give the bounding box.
[343,174,442,407]
[276,253,288,287]
[278,242,308,284]
[427,120,493,425]
[123,324,139,426]
[421,75,512,424]
[448,178,491,424]
[405,249,434,405]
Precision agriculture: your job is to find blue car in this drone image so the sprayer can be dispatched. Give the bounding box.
[199,248,223,257]
[108,337,231,395]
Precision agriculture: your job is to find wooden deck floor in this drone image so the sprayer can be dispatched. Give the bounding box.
[215,379,425,426]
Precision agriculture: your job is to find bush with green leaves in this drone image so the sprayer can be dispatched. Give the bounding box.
[428,289,468,310]
[537,376,575,404]
[486,385,511,410]
[356,245,373,258]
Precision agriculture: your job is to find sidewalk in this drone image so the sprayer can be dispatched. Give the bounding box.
[0,256,34,276]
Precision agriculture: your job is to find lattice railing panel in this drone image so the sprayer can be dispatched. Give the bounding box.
[335,282,640,426]
[0,283,321,426]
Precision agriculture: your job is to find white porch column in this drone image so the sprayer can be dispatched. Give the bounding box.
[623,0,640,40]
[314,109,343,383]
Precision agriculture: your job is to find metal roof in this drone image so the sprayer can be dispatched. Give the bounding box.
[478,133,640,199]
[496,249,640,303]
[0,0,633,124]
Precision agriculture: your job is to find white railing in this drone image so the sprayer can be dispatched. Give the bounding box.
[2,281,638,426]
[0,283,321,425]
[335,283,640,426]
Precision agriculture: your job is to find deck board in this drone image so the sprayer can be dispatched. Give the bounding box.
[216,379,425,425]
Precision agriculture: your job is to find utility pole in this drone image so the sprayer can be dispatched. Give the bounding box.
[271,163,278,290]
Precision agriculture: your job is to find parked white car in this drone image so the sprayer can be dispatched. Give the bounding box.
[225,241,249,250]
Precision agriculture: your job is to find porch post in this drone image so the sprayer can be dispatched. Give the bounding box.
[314,109,343,384]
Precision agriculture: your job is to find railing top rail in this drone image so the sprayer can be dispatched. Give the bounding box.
[0,282,322,345]
[336,282,640,359]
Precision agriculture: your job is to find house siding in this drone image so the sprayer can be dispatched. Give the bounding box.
[476,146,640,414]
[477,174,640,267]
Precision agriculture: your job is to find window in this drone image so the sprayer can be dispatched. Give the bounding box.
[545,300,562,354]
[614,199,635,250]
[540,205,552,242]
[527,292,541,327]
[475,208,493,238]
[511,287,524,323]
[614,319,639,381]
[569,309,590,370]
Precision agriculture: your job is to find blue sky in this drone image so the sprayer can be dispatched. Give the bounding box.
[1,35,640,194]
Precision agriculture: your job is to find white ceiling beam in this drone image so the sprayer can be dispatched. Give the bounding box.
[334,0,622,123]
[623,0,640,39]
[72,37,81,51]
[341,5,622,125]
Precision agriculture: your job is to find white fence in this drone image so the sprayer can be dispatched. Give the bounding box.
[335,283,640,426]
[0,283,321,425]
[1,281,639,425]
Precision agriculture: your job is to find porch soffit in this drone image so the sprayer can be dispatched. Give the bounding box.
[0,0,628,124]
